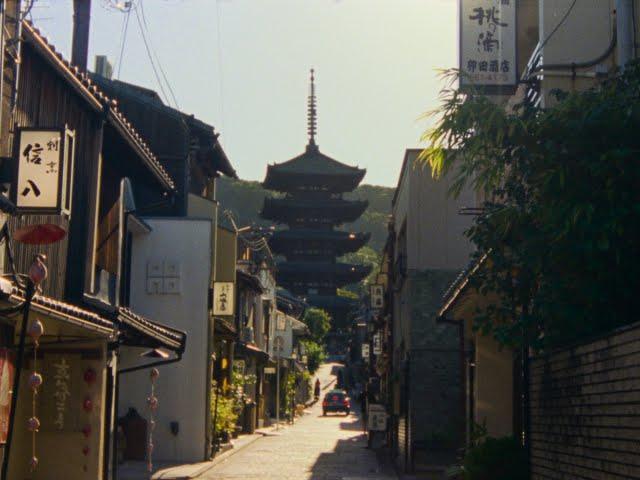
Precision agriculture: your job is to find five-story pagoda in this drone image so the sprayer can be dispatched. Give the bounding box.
[261,70,371,325]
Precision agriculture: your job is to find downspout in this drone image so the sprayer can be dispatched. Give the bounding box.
[616,0,635,67]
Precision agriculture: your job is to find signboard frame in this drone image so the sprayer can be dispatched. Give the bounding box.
[367,403,387,432]
[459,0,518,95]
[213,281,235,316]
[12,127,69,215]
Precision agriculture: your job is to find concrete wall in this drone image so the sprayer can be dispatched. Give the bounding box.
[474,333,513,438]
[119,218,212,463]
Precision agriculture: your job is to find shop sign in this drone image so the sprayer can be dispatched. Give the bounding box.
[264,367,276,374]
[367,403,387,431]
[213,282,235,316]
[460,0,517,89]
[13,128,75,215]
[373,333,382,355]
[361,344,370,360]
[370,284,383,309]
[0,349,14,443]
[40,354,81,432]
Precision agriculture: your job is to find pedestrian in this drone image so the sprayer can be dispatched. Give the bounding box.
[314,378,321,400]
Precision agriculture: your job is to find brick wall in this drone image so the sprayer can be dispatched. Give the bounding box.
[530,322,640,480]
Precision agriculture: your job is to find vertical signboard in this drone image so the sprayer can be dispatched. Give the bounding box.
[370,284,384,309]
[460,0,517,89]
[213,282,235,316]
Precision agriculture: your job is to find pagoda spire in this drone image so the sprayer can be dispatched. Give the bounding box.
[307,68,317,147]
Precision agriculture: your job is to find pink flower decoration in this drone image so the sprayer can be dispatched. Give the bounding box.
[28,372,43,390]
[83,368,97,385]
[29,456,38,471]
[150,368,159,381]
[83,397,93,413]
[82,425,92,438]
[27,320,44,342]
[147,395,158,411]
[27,416,40,432]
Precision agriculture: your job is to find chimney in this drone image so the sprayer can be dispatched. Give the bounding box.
[71,0,92,71]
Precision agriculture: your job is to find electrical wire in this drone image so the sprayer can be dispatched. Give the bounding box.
[138,0,179,108]
[115,5,131,79]
[538,0,578,52]
[132,5,170,105]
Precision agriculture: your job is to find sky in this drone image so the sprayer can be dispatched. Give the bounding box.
[32,0,457,187]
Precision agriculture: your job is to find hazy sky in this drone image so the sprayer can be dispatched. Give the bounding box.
[33,0,456,187]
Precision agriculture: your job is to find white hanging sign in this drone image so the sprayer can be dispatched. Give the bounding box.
[213,282,235,316]
[370,284,383,309]
[460,0,517,89]
[14,129,65,213]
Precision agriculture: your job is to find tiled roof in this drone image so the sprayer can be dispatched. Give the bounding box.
[268,144,365,177]
[117,307,186,353]
[437,253,488,319]
[21,21,175,191]
[0,278,115,335]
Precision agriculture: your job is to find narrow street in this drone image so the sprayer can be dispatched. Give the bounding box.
[197,364,396,480]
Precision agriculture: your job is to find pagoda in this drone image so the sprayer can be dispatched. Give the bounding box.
[261,70,371,326]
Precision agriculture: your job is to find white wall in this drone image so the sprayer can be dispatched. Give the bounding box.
[406,151,475,271]
[118,218,212,463]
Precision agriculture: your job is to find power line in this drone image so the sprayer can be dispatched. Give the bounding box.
[132,5,171,105]
[538,0,578,52]
[115,6,131,79]
[138,0,179,108]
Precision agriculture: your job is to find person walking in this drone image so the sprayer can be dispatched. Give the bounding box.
[314,378,321,400]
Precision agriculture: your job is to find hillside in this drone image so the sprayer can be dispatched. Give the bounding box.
[216,177,394,252]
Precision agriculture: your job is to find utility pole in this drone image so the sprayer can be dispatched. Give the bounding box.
[72,0,91,70]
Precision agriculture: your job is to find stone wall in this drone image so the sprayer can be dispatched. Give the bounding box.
[408,270,463,466]
[530,322,640,480]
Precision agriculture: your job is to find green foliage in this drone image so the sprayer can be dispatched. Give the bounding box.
[341,245,382,297]
[422,65,640,350]
[463,436,528,480]
[301,340,326,374]
[302,307,331,343]
[210,383,239,437]
[216,177,393,251]
[336,288,358,300]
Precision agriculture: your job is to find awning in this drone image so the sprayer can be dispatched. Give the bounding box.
[214,317,237,339]
[116,307,186,353]
[236,342,270,362]
[0,278,115,336]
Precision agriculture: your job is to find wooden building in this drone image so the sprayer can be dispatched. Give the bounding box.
[0,20,186,480]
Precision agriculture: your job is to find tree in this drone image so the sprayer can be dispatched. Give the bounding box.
[422,65,640,350]
[301,340,326,375]
[302,307,331,343]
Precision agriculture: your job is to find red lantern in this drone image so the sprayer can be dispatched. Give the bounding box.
[82,397,93,413]
[83,368,97,385]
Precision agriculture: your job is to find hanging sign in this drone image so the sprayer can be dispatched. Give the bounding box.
[460,0,517,89]
[373,333,382,355]
[370,284,384,309]
[13,128,68,214]
[367,403,387,431]
[361,344,370,360]
[264,367,276,375]
[213,282,235,316]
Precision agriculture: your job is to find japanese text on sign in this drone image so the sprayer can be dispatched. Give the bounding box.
[52,357,71,430]
[460,0,516,87]
[16,130,64,210]
[213,282,235,316]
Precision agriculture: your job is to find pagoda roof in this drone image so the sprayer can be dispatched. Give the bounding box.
[261,197,368,224]
[263,144,366,192]
[277,261,371,287]
[305,294,358,310]
[270,230,370,255]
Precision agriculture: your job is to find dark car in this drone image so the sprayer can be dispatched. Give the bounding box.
[322,389,351,416]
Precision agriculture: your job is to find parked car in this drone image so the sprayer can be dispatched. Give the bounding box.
[322,389,350,416]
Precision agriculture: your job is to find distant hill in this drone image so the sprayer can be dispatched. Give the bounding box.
[216,177,393,251]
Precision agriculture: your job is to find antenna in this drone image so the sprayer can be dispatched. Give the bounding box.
[307,68,317,146]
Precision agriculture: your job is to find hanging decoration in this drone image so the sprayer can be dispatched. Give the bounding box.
[27,319,44,471]
[147,368,159,473]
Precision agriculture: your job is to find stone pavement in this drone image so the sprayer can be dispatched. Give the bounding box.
[195,363,397,480]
